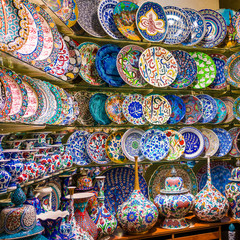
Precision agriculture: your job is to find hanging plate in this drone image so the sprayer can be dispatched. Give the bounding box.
[233,96,240,121]
[232,10,240,43]
[228,127,240,157]
[210,98,227,124]
[220,96,235,123]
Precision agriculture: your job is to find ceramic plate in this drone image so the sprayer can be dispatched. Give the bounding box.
[235,131,240,153]
[0,0,29,52]
[65,0,78,28]
[170,50,197,89]
[139,47,178,87]
[136,2,167,42]
[220,96,235,123]
[179,127,205,159]
[208,54,228,90]
[194,161,233,196]
[106,130,127,164]
[225,52,240,88]
[78,42,105,86]
[233,96,240,121]
[228,127,240,157]
[47,181,61,211]
[105,95,127,124]
[13,0,44,62]
[116,45,146,87]
[148,163,198,201]
[89,93,111,125]
[182,8,206,46]
[212,128,232,157]
[201,128,219,158]
[189,52,217,89]
[113,1,141,41]
[181,95,203,125]
[122,94,146,125]
[86,132,110,164]
[197,94,217,123]
[31,4,61,68]
[121,128,145,162]
[61,91,74,125]
[164,130,185,161]
[93,167,148,215]
[163,6,190,44]
[95,44,125,87]
[140,129,169,161]
[198,9,227,48]
[210,98,227,124]
[76,0,106,37]
[232,11,240,43]
[98,0,125,39]
[165,95,186,124]
[67,130,91,165]
[143,94,171,125]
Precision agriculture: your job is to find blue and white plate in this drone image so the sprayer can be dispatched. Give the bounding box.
[121,128,145,162]
[197,94,217,123]
[95,44,125,87]
[97,0,125,39]
[67,130,91,165]
[140,129,169,161]
[182,8,206,46]
[136,1,168,42]
[165,95,186,124]
[170,50,197,89]
[212,128,232,157]
[163,6,190,44]
[198,9,227,48]
[179,127,205,159]
[122,94,146,125]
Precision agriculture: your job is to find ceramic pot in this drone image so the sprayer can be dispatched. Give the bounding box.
[25,186,42,215]
[60,175,71,211]
[194,157,229,222]
[35,187,52,213]
[33,132,51,147]
[0,164,11,193]
[154,167,194,229]
[91,176,117,238]
[117,157,158,234]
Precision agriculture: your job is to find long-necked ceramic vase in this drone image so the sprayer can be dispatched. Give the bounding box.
[117,156,158,234]
[225,159,240,220]
[194,156,229,222]
[91,176,117,238]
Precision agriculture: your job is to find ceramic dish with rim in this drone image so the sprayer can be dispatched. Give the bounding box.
[182,8,206,46]
[106,130,127,164]
[170,50,197,89]
[233,96,240,121]
[198,9,227,48]
[201,128,219,158]
[189,52,217,89]
[113,1,141,41]
[95,44,125,87]
[220,96,235,123]
[235,131,240,154]
[98,0,125,39]
[163,6,190,44]
[105,95,127,124]
[140,129,169,162]
[197,94,217,123]
[139,47,178,87]
[212,128,232,157]
[181,95,203,125]
[78,42,105,86]
[122,94,146,125]
[232,10,240,43]
[116,45,146,88]
[165,95,186,124]
[136,1,167,42]
[65,0,79,28]
[143,94,171,125]
[179,127,205,159]
[87,132,110,164]
[228,127,240,157]
[121,128,145,162]
[210,98,227,124]
[164,130,185,161]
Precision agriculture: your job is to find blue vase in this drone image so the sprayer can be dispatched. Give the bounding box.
[0,164,11,193]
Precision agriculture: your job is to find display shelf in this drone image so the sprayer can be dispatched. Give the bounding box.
[0,122,45,133]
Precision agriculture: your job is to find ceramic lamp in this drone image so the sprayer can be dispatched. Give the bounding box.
[116,156,158,234]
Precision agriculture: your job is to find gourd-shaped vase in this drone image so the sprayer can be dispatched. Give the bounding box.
[117,156,158,234]
[91,176,117,237]
[154,167,194,229]
[225,159,240,219]
[194,157,229,222]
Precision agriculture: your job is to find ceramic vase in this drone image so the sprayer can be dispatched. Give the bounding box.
[117,156,158,234]
[225,159,240,220]
[25,186,42,215]
[60,175,71,211]
[194,157,229,222]
[33,132,51,147]
[154,167,194,229]
[0,164,11,193]
[34,187,52,213]
[91,176,117,238]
